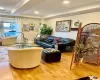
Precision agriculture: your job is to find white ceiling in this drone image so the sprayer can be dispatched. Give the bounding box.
[0,0,100,18]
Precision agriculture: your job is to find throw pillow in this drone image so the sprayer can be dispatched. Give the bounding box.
[60,39,69,43]
[54,37,60,43]
[48,36,54,40]
[45,39,53,43]
[45,36,54,42]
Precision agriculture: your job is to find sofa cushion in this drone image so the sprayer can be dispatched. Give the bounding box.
[60,38,69,43]
[45,39,52,43]
[36,41,54,48]
[52,40,56,44]
[48,36,54,40]
[45,36,54,43]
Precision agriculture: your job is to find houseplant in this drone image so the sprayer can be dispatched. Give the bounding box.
[40,24,53,37]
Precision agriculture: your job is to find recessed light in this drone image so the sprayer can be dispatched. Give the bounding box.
[34,11,39,14]
[0,7,4,10]
[63,0,70,4]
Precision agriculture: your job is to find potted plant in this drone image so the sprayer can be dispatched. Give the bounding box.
[40,24,53,38]
[75,39,95,64]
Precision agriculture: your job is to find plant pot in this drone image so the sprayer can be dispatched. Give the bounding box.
[41,35,49,39]
[80,58,83,63]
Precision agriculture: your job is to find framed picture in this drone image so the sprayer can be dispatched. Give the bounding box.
[29,23,35,31]
[74,20,80,28]
[56,20,71,32]
[22,24,30,32]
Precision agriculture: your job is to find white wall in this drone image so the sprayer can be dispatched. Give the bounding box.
[21,17,41,41]
[45,11,100,40]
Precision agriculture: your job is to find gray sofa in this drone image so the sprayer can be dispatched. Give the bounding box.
[34,36,75,52]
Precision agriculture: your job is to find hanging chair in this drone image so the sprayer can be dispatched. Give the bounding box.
[80,23,100,65]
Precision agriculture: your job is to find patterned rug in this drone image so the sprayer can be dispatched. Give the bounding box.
[0,46,9,62]
[77,76,100,80]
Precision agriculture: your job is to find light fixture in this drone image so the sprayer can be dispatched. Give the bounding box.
[0,7,4,10]
[34,11,39,14]
[63,0,70,4]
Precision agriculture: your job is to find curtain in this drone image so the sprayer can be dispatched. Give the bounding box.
[0,22,4,37]
[15,17,22,42]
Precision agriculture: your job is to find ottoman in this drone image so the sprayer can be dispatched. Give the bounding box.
[42,48,61,62]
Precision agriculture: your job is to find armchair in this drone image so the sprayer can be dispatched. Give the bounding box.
[8,47,43,69]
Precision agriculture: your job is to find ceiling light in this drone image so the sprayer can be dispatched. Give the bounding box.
[0,7,4,10]
[63,0,70,4]
[34,11,39,14]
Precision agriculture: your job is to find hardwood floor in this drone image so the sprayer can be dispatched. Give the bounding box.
[0,52,100,80]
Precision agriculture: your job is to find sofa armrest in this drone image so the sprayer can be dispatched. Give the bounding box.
[66,40,75,46]
[2,37,17,45]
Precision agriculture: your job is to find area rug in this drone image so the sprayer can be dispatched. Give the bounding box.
[0,46,9,62]
[77,76,100,80]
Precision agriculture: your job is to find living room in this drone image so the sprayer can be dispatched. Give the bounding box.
[0,0,100,80]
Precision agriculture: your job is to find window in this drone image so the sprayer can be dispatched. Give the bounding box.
[4,23,16,37]
[4,23,10,28]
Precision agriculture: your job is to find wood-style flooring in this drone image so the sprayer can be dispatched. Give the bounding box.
[0,52,100,80]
